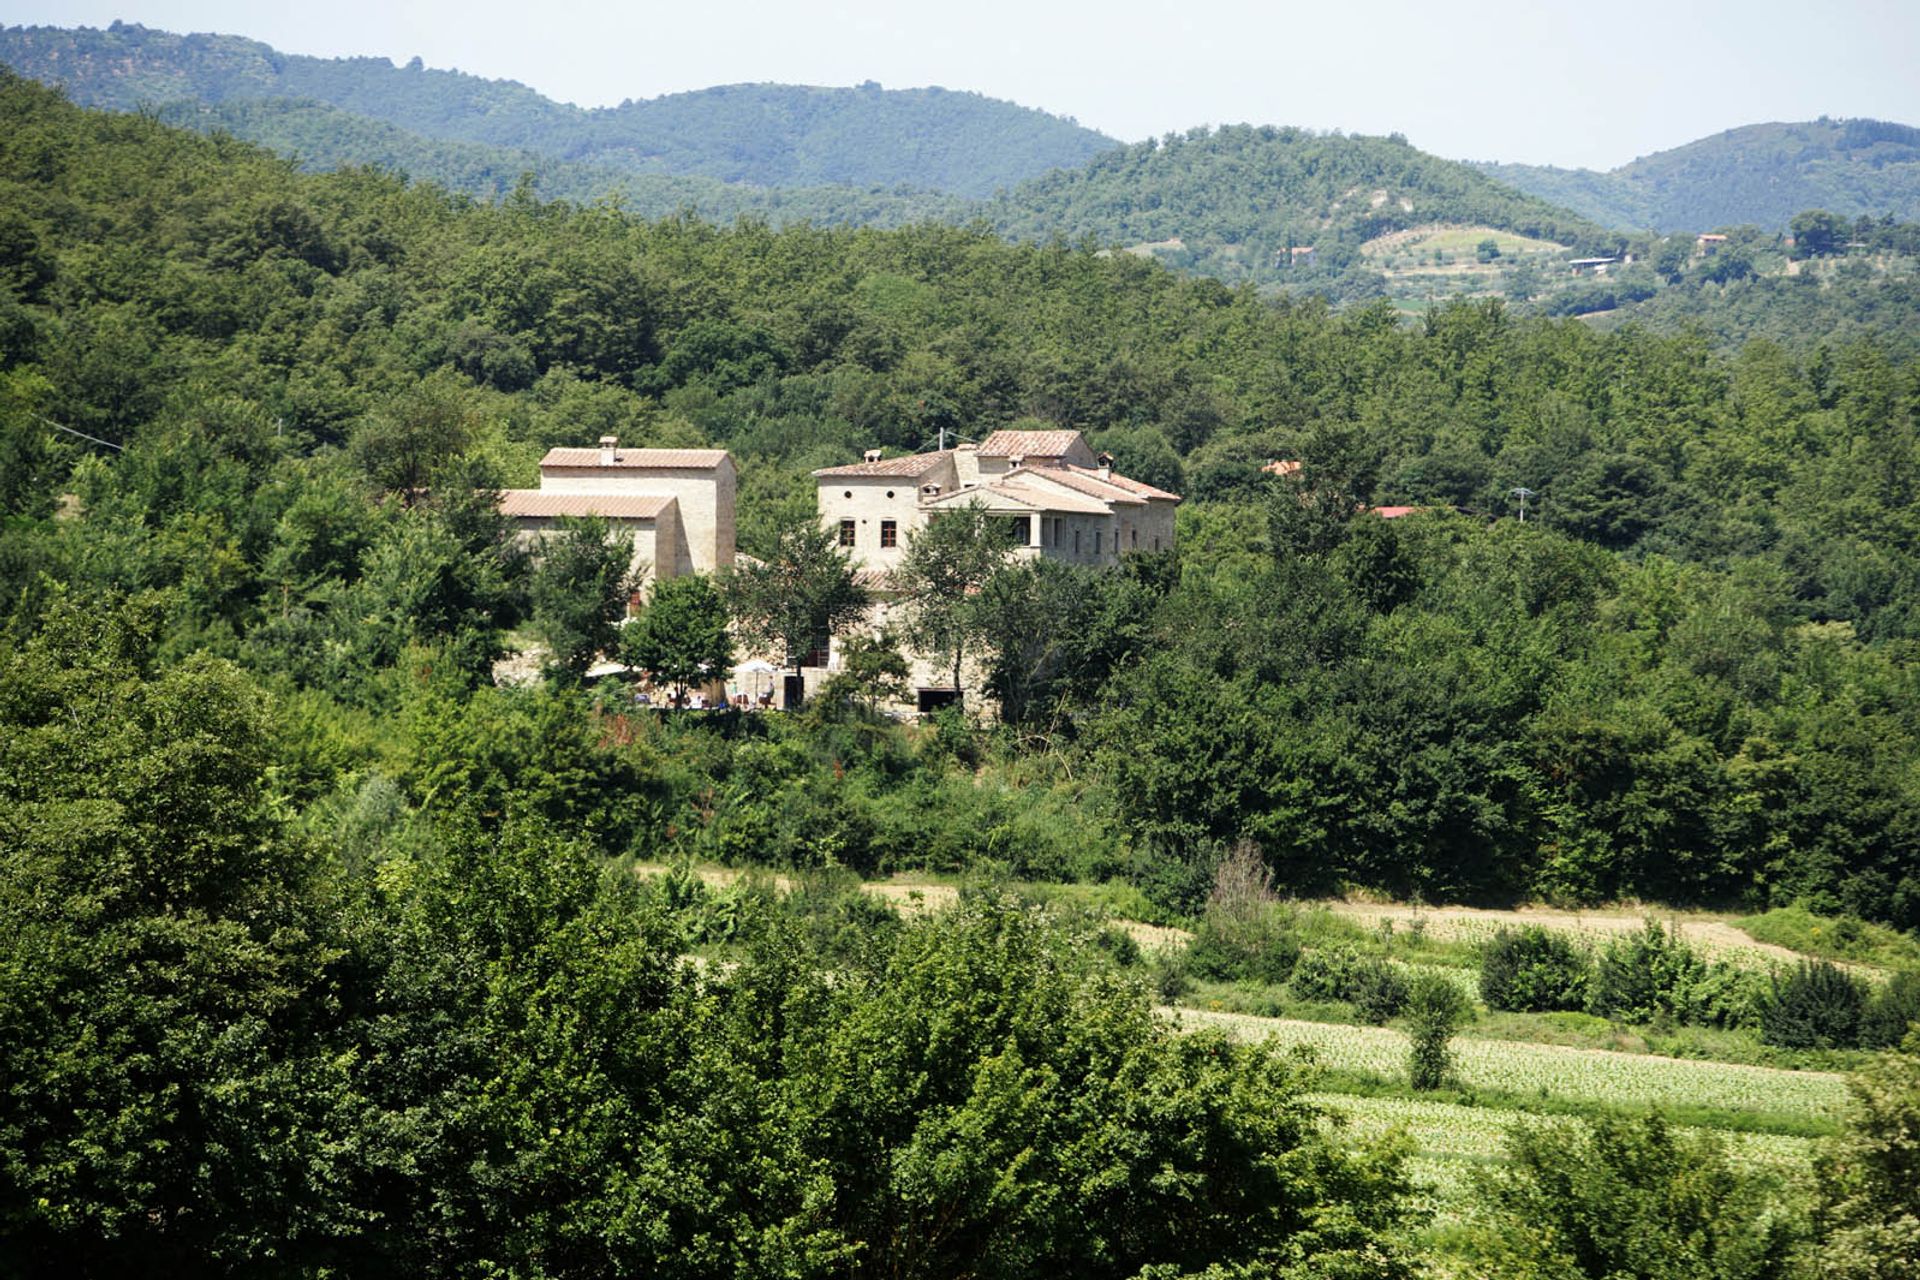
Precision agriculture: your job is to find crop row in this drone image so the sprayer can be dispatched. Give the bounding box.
[1175,1008,1849,1118]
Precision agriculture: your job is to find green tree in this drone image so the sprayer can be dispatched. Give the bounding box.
[893,503,1020,705]
[1807,1032,1920,1279]
[722,508,868,696]
[1472,1115,1804,1279]
[529,515,637,684]
[0,593,352,1270]
[1406,972,1471,1090]
[620,573,733,703]
[820,629,911,716]
[1791,209,1848,258]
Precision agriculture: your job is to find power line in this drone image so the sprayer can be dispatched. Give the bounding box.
[32,413,124,452]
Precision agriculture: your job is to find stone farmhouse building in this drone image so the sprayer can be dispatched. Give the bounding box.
[498,436,736,590]
[813,428,1180,709]
[814,429,1179,575]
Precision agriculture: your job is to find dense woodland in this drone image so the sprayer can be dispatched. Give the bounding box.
[5,71,1920,1275]
[0,22,1115,196]
[1481,117,1920,234]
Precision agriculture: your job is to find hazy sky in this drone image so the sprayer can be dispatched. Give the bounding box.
[11,0,1920,169]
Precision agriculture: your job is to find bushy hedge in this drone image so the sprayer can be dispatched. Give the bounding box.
[1586,920,1764,1029]
[1480,926,1590,1012]
[1289,947,1411,1023]
[1761,960,1869,1049]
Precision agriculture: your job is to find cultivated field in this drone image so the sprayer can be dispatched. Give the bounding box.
[1172,1007,1849,1119]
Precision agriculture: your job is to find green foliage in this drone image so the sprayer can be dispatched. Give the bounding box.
[1863,971,1920,1050]
[721,508,866,677]
[1405,972,1471,1090]
[1807,1036,1920,1279]
[1287,947,1411,1024]
[0,23,1116,199]
[1481,117,1920,233]
[991,124,1617,292]
[1480,926,1591,1013]
[620,572,732,700]
[893,503,1021,702]
[1739,906,1920,970]
[529,515,637,683]
[1587,920,1762,1029]
[1468,1115,1805,1279]
[1760,960,1869,1050]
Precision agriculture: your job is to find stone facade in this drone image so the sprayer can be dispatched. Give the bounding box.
[812,429,1181,708]
[498,437,734,589]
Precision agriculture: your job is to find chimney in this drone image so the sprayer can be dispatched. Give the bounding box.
[863,448,884,463]
[1096,450,1115,479]
[1009,455,1025,471]
[921,483,942,499]
[599,435,620,465]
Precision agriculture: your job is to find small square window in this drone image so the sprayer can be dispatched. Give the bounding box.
[838,520,856,547]
[880,520,898,548]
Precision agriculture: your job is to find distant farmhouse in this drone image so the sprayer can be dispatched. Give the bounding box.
[814,428,1180,709]
[498,436,736,590]
[814,429,1179,574]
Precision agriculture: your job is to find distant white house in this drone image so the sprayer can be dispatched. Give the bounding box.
[814,429,1180,576]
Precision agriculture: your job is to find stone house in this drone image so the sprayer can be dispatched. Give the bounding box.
[812,429,1180,709]
[498,436,736,590]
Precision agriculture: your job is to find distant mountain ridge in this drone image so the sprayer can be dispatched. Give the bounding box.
[1478,118,1920,232]
[0,21,1117,197]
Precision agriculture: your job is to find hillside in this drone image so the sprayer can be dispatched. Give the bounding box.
[1480,117,1920,232]
[989,124,1622,289]
[152,97,971,226]
[0,21,1117,196]
[4,75,1920,1275]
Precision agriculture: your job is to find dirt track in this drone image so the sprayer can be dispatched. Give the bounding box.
[1319,901,1830,968]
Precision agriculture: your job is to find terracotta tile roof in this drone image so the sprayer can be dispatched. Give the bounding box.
[498,491,675,519]
[540,447,730,470]
[1369,505,1421,519]
[812,451,953,479]
[1071,466,1181,501]
[977,429,1085,459]
[1263,459,1303,477]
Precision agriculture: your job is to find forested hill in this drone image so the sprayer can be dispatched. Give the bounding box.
[0,21,1116,196]
[1479,118,1920,232]
[151,97,973,227]
[989,124,1623,288]
[4,60,1920,945]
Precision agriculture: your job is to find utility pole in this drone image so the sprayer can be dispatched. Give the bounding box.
[1507,486,1536,523]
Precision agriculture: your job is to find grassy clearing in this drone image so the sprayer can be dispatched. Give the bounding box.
[1361,224,1567,260]
[1737,905,1920,970]
[1171,1006,1849,1120]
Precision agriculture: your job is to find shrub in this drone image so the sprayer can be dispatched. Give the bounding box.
[1480,926,1590,1012]
[1761,960,1868,1049]
[1471,1115,1805,1279]
[1862,970,1920,1049]
[1289,947,1409,1023]
[1184,842,1299,984]
[1186,916,1299,984]
[1348,956,1412,1024]
[1406,973,1471,1090]
[1288,946,1357,1003]
[1587,920,1702,1024]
